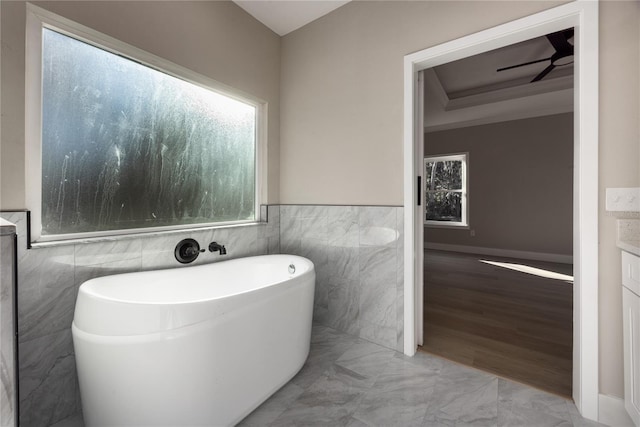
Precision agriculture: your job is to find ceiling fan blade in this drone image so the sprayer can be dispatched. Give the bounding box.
[562,27,575,41]
[497,56,552,72]
[531,63,555,82]
[546,29,574,54]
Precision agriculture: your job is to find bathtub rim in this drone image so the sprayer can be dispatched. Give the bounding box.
[77,254,314,305]
[73,254,316,336]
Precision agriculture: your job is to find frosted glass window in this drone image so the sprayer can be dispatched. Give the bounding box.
[41,28,256,236]
[424,154,468,226]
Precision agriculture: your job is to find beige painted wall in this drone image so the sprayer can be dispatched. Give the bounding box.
[280,0,639,398]
[599,0,640,399]
[0,0,281,208]
[280,0,569,206]
[424,113,573,256]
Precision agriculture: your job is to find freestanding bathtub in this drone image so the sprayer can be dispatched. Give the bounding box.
[72,254,315,426]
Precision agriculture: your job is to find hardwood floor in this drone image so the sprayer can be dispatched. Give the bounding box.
[421,249,573,397]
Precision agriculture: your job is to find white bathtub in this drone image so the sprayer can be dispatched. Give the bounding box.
[72,254,315,427]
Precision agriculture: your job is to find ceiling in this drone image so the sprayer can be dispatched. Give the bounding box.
[425,30,575,132]
[433,32,574,99]
[233,0,351,36]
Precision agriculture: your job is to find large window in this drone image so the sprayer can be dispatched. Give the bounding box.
[424,153,468,227]
[27,8,263,241]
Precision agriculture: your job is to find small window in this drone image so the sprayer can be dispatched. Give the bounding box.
[424,153,468,227]
[27,7,264,241]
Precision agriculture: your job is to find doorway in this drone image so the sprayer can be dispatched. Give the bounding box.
[420,37,575,396]
[402,1,598,421]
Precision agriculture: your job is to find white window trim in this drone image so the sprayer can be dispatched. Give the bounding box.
[423,153,468,228]
[25,3,267,243]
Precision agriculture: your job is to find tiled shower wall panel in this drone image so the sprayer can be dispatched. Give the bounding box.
[279,205,404,352]
[0,207,279,427]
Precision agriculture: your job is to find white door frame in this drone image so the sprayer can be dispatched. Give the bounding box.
[403,1,599,421]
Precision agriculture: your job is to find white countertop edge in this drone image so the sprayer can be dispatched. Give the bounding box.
[617,239,640,257]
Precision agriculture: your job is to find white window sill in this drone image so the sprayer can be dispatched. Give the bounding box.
[424,223,470,230]
[29,221,268,249]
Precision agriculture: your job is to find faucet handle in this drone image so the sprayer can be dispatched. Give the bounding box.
[175,239,204,264]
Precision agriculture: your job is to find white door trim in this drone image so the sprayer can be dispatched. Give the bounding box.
[402,0,599,421]
[416,70,425,347]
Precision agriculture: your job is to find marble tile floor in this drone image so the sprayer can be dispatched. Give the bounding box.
[50,323,604,427]
[239,324,603,427]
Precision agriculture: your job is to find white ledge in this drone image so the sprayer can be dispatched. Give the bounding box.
[30,221,268,249]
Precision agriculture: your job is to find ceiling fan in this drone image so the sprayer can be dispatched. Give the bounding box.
[497,28,574,83]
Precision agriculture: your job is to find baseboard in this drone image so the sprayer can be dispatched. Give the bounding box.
[599,394,634,427]
[424,242,573,264]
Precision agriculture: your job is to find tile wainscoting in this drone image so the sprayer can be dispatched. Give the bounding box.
[1,204,404,426]
[279,205,404,353]
[0,219,17,427]
[0,209,280,427]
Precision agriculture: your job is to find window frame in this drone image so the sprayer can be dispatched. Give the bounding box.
[25,3,267,243]
[423,153,469,228]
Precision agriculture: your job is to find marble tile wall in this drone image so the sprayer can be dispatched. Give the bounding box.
[1,205,407,426]
[0,219,17,427]
[279,205,404,352]
[0,207,279,427]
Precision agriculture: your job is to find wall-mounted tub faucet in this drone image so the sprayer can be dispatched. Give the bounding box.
[209,242,227,255]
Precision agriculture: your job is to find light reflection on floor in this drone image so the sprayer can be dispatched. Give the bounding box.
[479,259,574,283]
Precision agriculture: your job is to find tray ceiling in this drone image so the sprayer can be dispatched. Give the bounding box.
[426,30,575,132]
